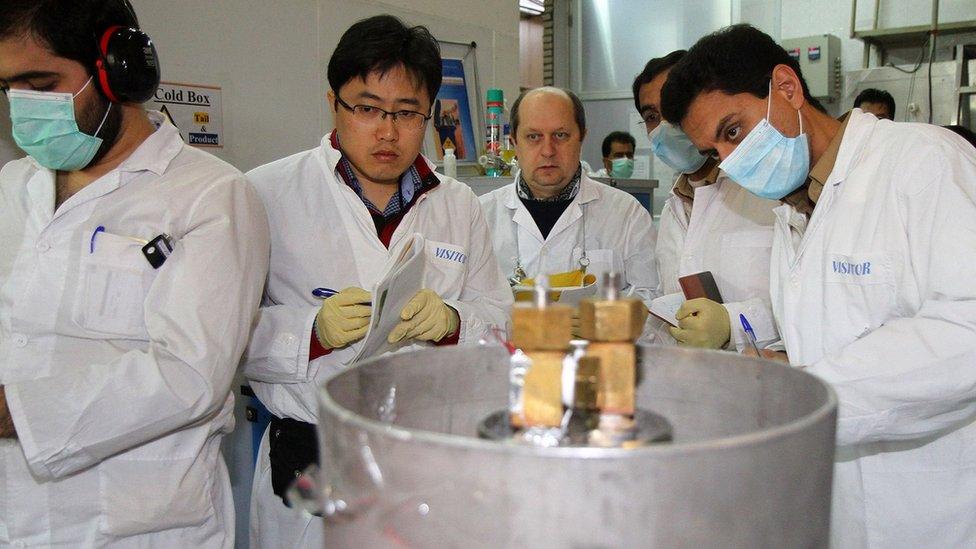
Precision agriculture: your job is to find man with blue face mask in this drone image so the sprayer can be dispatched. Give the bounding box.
[663,24,976,548]
[0,1,269,546]
[633,51,779,351]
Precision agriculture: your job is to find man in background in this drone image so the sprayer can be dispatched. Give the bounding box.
[590,130,636,178]
[853,87,896,120]
[480,87,658,308]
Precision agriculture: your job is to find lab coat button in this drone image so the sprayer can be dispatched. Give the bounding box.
[36,241,50,252]
[13,334,27,347]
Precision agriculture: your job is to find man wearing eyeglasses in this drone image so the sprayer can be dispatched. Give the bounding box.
[242,14,511,549]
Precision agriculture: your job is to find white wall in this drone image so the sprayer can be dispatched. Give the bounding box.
[134,0,518,173]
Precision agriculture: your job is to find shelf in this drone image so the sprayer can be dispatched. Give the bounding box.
[853,20,976,50]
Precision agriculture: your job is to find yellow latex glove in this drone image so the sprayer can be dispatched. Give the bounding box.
[388,289,460,343]
[314,287,372,349]
[667,297,731,349]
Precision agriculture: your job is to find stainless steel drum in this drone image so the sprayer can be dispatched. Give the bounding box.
[317,344,837,548]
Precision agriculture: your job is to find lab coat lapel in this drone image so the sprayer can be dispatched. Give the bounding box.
[506,184,545,244]
[789,112,875,266]
[682,182,721,257]
[665,193,689,232]
[317,138,387,248]
[388,191,429,251]
[25,166,56,229]
[546,174,599,242]
[315,143,389,286]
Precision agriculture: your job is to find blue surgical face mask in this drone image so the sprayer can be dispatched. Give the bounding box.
[8,77,111,171]
[718,85,810,200]
[648,121,708,174]
[610,157,634,178]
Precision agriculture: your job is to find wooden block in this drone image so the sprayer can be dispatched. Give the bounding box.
[520,351,564,428]
[588,342,636,415]
[579,298,648,342]
[511,304,573,351]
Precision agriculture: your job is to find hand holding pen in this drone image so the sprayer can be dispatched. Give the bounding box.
[312,287,372,349]
[739,314,762,356]
[739,314,790,363]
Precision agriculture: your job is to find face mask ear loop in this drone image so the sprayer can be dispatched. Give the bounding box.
[797,106,804,135]
[766,80,773,120]
[92,102,112,138]
[73,76,94,99]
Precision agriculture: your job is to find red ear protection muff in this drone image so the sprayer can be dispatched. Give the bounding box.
[95,24,161,103]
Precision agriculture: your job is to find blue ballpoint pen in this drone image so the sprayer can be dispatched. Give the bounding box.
[312,287,338,299]
[738,314,762,356]
[312,287,372,306]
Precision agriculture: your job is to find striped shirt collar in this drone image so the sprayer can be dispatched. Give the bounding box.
[330,131,427,218]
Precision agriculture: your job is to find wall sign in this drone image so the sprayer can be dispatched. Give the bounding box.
[148,81,223,148]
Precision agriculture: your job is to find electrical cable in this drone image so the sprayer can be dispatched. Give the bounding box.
[895,33,933,122]
[886,34,930,74]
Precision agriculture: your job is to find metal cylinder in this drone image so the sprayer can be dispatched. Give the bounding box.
[317,345,837,548]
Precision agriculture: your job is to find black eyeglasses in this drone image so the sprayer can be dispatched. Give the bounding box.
[334,95,431,130]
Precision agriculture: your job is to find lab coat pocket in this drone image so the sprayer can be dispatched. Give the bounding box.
[425,240,468,300]
[74,232,154,338]
[823,251,896,346]
[98,453,215,536]
[719,229,774,299]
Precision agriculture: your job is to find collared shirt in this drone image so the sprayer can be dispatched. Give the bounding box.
[782,114,849,215]
[331,133,424,219]
[517,165,582,202]
[672,161,721,216]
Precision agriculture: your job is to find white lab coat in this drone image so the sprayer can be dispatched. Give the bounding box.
[0,112,270,547]
[479,169,659,306]
[769,109,976,548]
[656,171,779,350]
[243,132,512,548]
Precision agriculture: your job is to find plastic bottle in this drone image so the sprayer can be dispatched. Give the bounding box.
[501,123,516,175]
[485,88,504,177]
[443,147,457,179]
